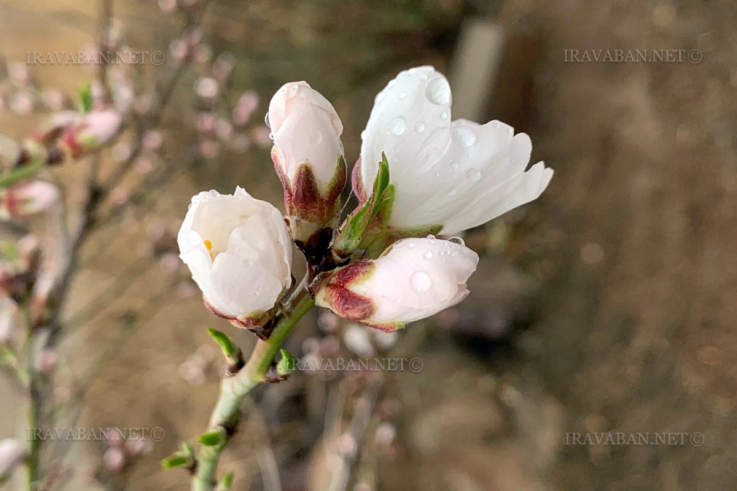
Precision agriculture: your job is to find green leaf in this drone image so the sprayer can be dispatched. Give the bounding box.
[78,83,93,113]
[372,153,390,199]
[161,455,189,469]
[276,349,297,377]
[199,429,224,447]
[207,328,238,358]
[218,472,234,490]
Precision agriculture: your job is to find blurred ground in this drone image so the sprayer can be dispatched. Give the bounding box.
[1,0,737,490]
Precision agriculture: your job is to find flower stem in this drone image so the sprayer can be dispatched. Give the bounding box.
[192,289,315,491]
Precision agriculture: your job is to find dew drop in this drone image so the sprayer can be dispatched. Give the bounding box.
[400,91,407,99]
[208,189,219,198]
[409,68,417,75]
[407,242,416,249]
[440,111,448,120]
[309,130,323,145]
[450,161,460,172]
[388,80,397,88]
[361,130,367,140]
[253,290,260,297]
[264,112,271,128]
[423,251,433,260]
[453,127,477,147]
[449,237,465,246]
[410,271,432,292]
[375,92,385,104]
[390,117,406,135]
[426,77,451,105]
[449,187,458,196]
[419,73,428,81]
[467,169,481,182]
[427,234,436,240]
[269,132,275,141]
[415,122,425,133]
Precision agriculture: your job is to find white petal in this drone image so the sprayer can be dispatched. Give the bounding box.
[269,82,343,194]
[352,237,478,325]
[360,66,553,233]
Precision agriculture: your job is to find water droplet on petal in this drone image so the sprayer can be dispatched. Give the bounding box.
[268,132,275,141]
[426,77,451,105]
[415,122,425,133]
[208,189,219,198]
[449,187,458,196]
[264,112,270,128]
[407,242,416,249]
[449,237,465,246]
[309,130,322,145]
[427,234,436,240]
[400,92,407,99]
[440,111,448,120]
[450,161,460,172]
[423,251,433,260]
[361,130,367,140]
[467,169,481,182]
[388,80,397,88]
[410,271,432,292]
[420,73,428,81]
[390,117,406,135]
[409,68,417,75]
[375,92,385,104]
[453,127,477,147]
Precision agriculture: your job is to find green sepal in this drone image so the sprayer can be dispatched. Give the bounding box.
[276,349,297,377]
[333,153,393,256]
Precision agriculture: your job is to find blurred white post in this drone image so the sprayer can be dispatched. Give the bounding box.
[448,18,506,122]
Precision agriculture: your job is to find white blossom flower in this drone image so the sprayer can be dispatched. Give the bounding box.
[178,187,293,328]
[358,66,553,235]
[268,81,347,249]
[315,237,478,331]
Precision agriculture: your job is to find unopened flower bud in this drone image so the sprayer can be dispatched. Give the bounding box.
[1,180,60,218]
[0,438,26,477]
[30,111,82,145]
[315,237,478,332]
[178,187,293,332]
[59,110,122,159]
[268,82,346,255]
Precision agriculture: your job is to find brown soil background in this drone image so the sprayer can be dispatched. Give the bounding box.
[1,0,736,490]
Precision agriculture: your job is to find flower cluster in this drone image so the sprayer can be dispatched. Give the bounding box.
[178,66,553,334]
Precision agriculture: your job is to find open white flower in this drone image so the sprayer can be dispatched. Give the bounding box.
[268,82,346,250]
[315,237,478,332]
[178,187,293,329]
[359,66,553,235]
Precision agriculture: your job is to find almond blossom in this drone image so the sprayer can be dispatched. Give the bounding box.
[177,187,293,329]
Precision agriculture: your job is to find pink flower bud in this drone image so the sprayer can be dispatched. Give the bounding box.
[195,77,219,99]
[268,82,346,248]
[60,110,122,158]
[315,237,478,332]
[30,111,82,145]
[0,438,26,477]
[0,297,19,345]
[2,181,60,217]
[103,447,126,472]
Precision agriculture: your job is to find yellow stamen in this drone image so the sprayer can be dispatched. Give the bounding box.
[204,239,215,260]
